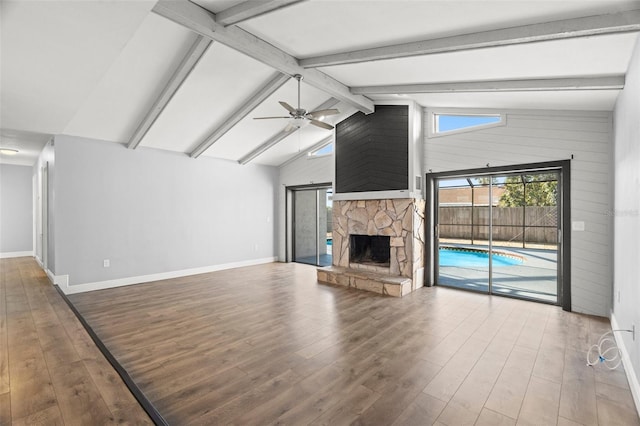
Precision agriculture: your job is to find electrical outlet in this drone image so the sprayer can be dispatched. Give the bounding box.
[103,259,110,268]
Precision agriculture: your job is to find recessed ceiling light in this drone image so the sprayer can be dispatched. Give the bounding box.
[0,148,19,156]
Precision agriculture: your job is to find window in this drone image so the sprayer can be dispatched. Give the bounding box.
[430,112,505,137]
[309,143,333,157]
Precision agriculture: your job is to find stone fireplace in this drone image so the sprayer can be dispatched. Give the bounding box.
[317,101,425,296]
[317,198,425,297]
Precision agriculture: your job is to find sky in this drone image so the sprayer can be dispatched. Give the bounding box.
[437,114,501,132]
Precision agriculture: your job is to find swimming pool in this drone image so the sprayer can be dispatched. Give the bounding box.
[439,247,523,268]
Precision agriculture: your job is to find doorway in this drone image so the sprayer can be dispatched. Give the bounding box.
[290,185,333,267]
[41,162,49,269]
[427,161,570,308]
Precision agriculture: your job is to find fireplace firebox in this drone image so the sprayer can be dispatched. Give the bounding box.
[350,235,390,267]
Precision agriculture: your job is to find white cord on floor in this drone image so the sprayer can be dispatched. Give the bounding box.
[586,329,632,370]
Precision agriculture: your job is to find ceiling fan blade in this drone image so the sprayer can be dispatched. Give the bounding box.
[307,108,339,118]
[310,119,334,130]
[284,122,298,132]
[279,101,296,114]
[253,116,291,120]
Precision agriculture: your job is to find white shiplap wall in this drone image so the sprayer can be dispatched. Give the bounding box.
[280,154,334,188]
[425,108,613,316]
[276,109,614,316]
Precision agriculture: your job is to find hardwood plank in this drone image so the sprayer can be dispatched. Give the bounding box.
[435,341,510,425]
[1,258,151,425]
[423,336,490,403]
[557,416,584,426]
[531,331,565,384]
[593,361,633,389]
[0,391,11,425]
[352,359,442,425]
[0,262,8,396]
[514,307,549,350]
[157,367,256,423]
[197,367,323,424]
[82,357,150,422]
[516,376,562,426]
[484,345,538,419]
[38,323,81,368]
[308,384,379,425]
[475,408,517,426]
[595,381,640,426]
[270,352,387,424]
[48,360,116,425]
[360,329,440,393]
[392,392,447,426]
[8,338,58,419]
[559,349,598,425]
[0,316,8,394]
[12,404,64,426]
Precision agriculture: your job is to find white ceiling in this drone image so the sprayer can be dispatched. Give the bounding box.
[1,0,639,167]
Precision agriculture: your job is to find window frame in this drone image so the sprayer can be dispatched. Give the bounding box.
[428,109,507,138]
[307,142,333,159]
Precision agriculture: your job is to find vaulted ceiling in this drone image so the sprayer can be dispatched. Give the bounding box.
[1,0,639,167]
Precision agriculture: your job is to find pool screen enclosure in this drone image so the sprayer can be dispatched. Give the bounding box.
[426,161,570,308]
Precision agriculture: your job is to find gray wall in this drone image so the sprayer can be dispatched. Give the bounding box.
[612,34,640,402]
[425,108,613,316]
[0,164,33,255]
[53,135,279,286]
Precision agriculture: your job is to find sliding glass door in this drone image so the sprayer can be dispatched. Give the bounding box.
[434,167,563,304]
[292,187,332,266]
[490,172,559,302]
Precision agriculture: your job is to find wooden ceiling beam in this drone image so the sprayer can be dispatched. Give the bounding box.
[351,76,626,95]
[300,9,640,68]
[190,72,290,158]
[215,0,306,26]
[153,1,374,114]
[127,35,211,149]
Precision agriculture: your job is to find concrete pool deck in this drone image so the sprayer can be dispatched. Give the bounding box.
[437,243,558,303]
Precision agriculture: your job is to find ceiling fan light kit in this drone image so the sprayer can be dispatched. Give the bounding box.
[254,74,339,130]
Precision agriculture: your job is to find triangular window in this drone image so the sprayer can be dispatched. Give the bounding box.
[309,143,333,157]
[432,113,505,136]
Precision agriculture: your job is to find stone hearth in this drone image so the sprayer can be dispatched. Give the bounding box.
[318,198,425,296]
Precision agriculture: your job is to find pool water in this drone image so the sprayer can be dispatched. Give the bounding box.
[439,248,522,268]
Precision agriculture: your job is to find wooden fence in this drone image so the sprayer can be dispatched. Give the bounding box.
[439,206,558,244]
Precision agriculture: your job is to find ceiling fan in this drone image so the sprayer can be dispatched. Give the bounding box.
[254,74,339,132]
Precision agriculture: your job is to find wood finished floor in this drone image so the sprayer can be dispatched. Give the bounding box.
[4,257,638,425]
[66,261,640,426]
[0,257,152,425]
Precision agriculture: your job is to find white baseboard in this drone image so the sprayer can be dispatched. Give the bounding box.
[611,313,640,417]
[38,262,69,289]
[60,257,279,295]
[51,272,69,288]
[0,250,33,259]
